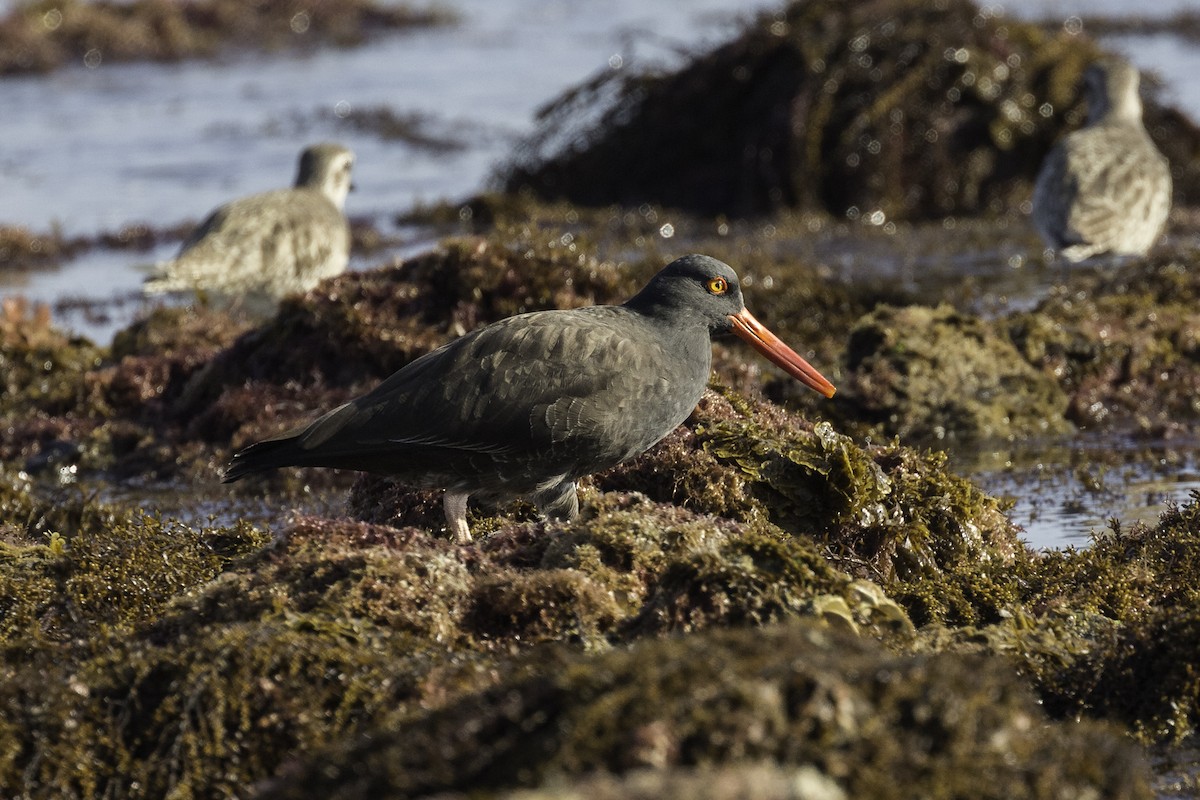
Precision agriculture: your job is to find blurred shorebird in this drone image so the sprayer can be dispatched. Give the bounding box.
[144,142,354,303]
[223,254,836,542]
[1031,58,1171,262]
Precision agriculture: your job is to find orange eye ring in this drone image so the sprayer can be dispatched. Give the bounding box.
[706,277,729,295]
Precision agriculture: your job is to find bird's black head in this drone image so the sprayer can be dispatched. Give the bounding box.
[624,254,837,398]
[625,254,746,334]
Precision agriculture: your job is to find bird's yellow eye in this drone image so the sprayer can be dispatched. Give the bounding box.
[706,277,729,295]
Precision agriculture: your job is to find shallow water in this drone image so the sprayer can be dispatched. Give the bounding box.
[1,0,1199,550]
[960,436,1200,549]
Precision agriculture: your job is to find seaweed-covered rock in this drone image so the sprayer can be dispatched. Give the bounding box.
[840,303,1071,441]
[596,389,1020,582]
[0,0,452,75]
[0,224,78,270]
[0,473,269,644]
[0,618,443,799]
[500,0,1143,220]
[452,764,849,800]
[1025,499,1200,742]
[901,492,1200,744]
[0,298,108,468]
[341,488,910,645]
[257,622,1152,800]
[0,297,103,420]
[0,299,253,476]
[1008,252,1200,433]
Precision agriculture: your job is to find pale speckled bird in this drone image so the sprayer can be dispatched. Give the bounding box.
[1032,58,1171,262]
[144,143,354,302]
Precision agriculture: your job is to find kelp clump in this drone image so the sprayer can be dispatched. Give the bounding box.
[502,0,1124,219]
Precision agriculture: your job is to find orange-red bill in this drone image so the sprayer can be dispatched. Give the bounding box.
[729,309,836,398]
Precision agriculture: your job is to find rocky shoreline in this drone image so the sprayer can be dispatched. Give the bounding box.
[4,0,1200,796]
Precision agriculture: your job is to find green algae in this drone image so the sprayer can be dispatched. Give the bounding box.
[255,622,1151,800]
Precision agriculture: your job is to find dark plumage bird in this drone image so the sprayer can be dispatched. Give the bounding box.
[144,142,355,302]
[223,254,836,541]
[1032,57,1171,262]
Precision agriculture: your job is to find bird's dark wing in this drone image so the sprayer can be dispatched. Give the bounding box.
[1032,142,1080,249]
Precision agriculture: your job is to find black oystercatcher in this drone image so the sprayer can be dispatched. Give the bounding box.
[1032,58,1171,262]
[223,254,835,541]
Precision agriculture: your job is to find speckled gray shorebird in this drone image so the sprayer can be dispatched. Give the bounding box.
[223,254,836,542]
[144,143,354,301]
[1031,58,1171,262]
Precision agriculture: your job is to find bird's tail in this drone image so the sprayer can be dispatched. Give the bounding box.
[223,402,360,482]
[222,435,307,482]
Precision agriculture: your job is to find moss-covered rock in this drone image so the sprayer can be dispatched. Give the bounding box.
[0,473,269,644]
[839,303,1071,442]
[595,389,1020,583]
[256,622,1151,800]
[1008,252,1200,434]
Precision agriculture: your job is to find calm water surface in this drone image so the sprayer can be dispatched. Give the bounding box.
[2,0,1199,549]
